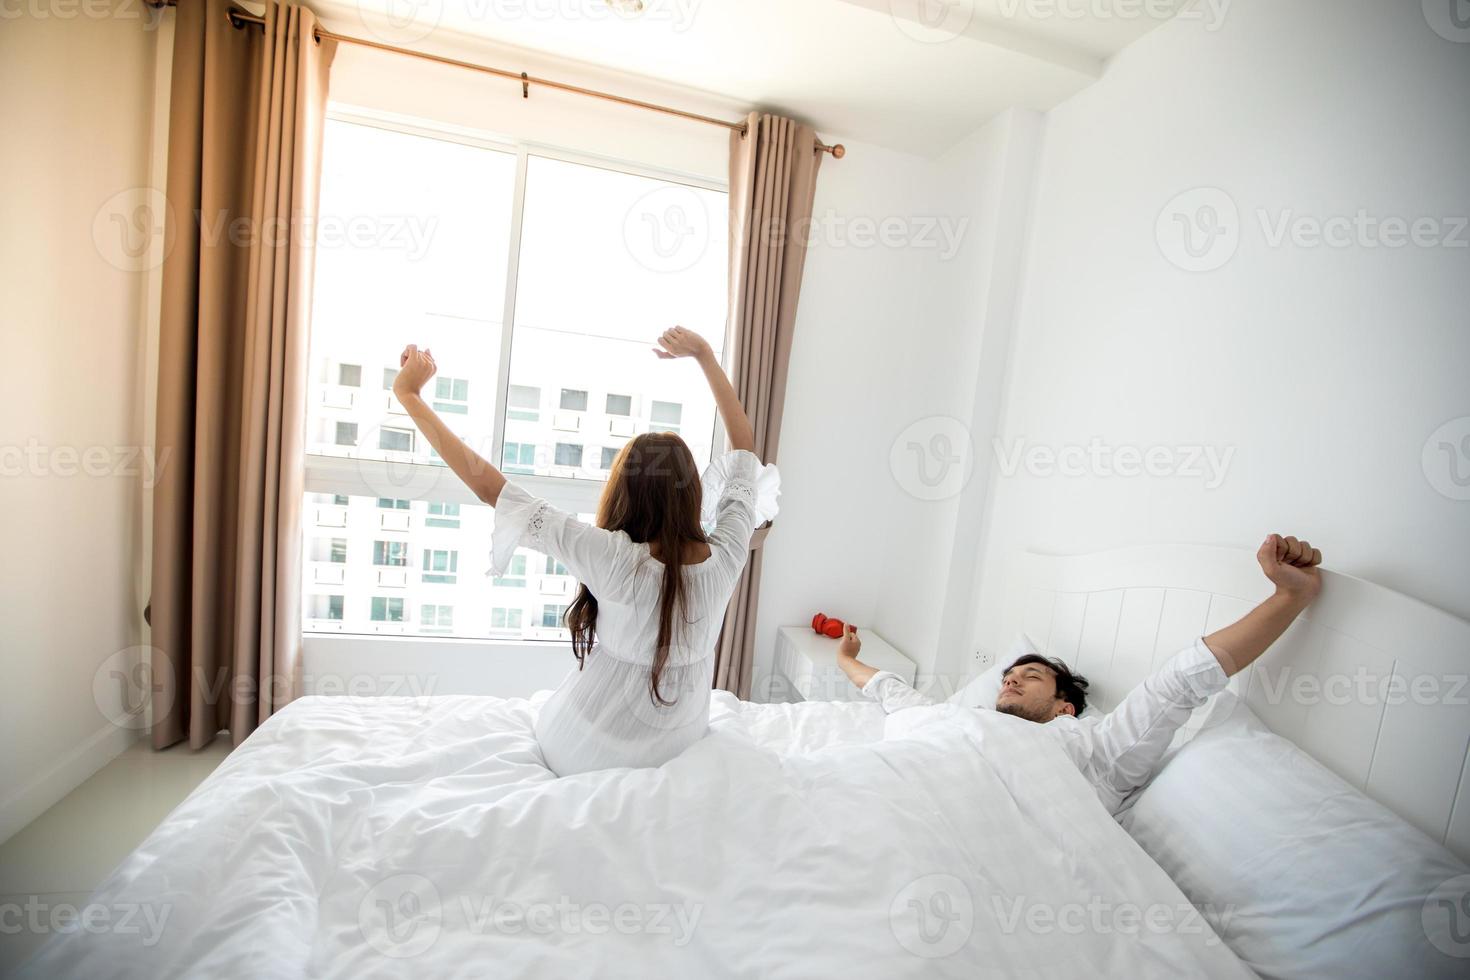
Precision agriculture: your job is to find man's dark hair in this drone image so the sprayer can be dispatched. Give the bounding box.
[1004,654,1090,716]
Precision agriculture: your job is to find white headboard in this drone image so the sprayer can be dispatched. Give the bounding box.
[990,545,1470,862]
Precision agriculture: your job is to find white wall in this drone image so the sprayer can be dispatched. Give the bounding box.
[0,3,164,843]
[964,0,1470,674]
[752,110,1043,694]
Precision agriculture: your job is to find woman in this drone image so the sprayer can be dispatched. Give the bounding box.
[391,326,778,775]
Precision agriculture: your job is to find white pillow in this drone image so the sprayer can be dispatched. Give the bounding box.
[1118,691,1470,980]
[945,633,1039,710]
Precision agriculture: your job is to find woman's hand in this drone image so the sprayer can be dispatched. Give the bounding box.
[652,326,714,362]
[393,344,437,400]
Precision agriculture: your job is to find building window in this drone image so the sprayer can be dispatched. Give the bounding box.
[426,501,461,528]
[337,363,362,387]
[371,596,405,622]
[560,389,589,412]
[373,540,409,567]
[503,442,537,474]
[420,604,454,632]
[554,443,583,467]
[490,607,524,631]
[651,400,682,432]
[508,385,540,421]
[494,554,527,588]
[382,367,398,390]
[545,556,568,576]
[605,393,632,416]
[379,427,414,453]
[377,498,410,510]
[309,594,344,620]
[599,446,619,471]
[422,549,459,584]
[433,376,470,414]
[541,604,568,628]
[310,538,348,563]
[334,421,358,447]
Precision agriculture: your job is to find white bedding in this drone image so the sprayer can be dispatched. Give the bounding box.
[22,694,1252,979]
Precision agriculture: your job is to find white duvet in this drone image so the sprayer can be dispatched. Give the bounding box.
[22,694,1253,979]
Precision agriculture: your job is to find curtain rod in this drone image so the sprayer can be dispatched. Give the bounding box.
[203,3,845,159]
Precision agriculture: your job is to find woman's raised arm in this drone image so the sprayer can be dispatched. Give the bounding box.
[652,326,756,453]
[392,345,508,506]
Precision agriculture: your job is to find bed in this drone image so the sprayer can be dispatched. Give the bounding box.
[21,547,1470,978]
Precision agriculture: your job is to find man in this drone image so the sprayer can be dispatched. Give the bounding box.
[835,534,1324,813]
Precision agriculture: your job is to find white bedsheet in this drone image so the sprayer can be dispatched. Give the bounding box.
[22,694,1252,979]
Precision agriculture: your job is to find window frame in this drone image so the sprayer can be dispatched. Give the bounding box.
[303,109,729,522]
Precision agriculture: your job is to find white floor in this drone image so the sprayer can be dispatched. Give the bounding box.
[0,739,230,976]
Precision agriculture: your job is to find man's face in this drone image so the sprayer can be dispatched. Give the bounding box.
[995,661,1075,723]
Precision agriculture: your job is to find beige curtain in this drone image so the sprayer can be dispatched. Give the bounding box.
[150,0,336,750]
[713,112,823,699]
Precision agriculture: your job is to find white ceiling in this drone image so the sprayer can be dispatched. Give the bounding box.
[313,0,1187,156]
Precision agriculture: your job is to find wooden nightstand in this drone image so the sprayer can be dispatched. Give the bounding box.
[770,625,917,703]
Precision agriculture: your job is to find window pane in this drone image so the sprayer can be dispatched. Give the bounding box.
[338,363,361,387]
[305,118,515,472]
[504,156,728,482]
[599,446,618,470]
[651,400,682,425]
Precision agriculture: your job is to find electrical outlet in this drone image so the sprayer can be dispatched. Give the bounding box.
[973,648,993,667]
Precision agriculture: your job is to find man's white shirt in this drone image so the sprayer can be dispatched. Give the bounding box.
[860,638,1229,814]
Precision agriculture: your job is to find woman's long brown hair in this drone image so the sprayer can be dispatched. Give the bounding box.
[565,432,706,706]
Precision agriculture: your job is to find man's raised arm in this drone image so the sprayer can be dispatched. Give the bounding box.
[836,626,936,713]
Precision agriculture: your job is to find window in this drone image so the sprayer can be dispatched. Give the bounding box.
[541,604,568,628]
[377,498,410,510]
[433,376,470,414]
[310,538,348,563]
[303,117,728,643]
[426,501,460,528]
[502,442,537,474]
[599,446,619,471]
[494,554,527,588]
[371,596,405,622]
[420,604,454,632]
[545,556,568,575]
[373,540,409,567]
[507,385,540,421]
[309,595,344,620]
[379,427,414,453]
[651,400,683,432]
[422,549,459,584]
[490,607,524,631]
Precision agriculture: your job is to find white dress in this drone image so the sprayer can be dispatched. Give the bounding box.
[488,449,781,776]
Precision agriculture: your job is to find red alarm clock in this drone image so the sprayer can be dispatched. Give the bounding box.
[811,613,855,640]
